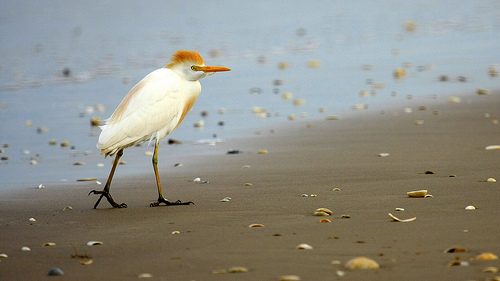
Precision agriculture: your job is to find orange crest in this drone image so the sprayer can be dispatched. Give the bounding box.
[166,50,204,69]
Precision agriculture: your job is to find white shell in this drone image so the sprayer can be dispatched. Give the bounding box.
[407,190,428,197]
[248,224,264,228]
[485,145,500,150]
[138,273,153,278]
[171,231,180,234]
[465,205,476,210]
[0,254,8,258]
[314,208,333,216]
[21,246,31,252]
[388,213,416,222]
[395,208,405,211]
[296,243,313,250]
[487,178,496,182]
[28,218,36,222]
[87,241,103,246]
[345,257,380,270]
[378,153,390,157]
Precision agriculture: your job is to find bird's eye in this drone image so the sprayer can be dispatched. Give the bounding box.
[191,66,197,71]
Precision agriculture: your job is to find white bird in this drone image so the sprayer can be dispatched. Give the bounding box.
[89,50,230,209]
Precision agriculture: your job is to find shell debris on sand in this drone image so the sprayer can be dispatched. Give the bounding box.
[485,145,500,150]
[475,252,499,260]
[296,243,313,250]
[278,275,301,281]
[320,218,331,223]
[388,213,416,222]
[443,246,468,253]
[21,246,31,251]
[483,267,499,273]
[465,205,476,210]
[344,257,380,270]
[228,266,249,273]
[248,224,264,228]
[314,208,333,216]
[87,241,103,246]
[43,243,56,247]
[407,189,432,198]
[487,177,496,182]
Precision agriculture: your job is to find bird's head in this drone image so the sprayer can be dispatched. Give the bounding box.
[166,50,231,81]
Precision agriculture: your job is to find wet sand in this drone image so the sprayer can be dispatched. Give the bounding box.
[1,93,499,280]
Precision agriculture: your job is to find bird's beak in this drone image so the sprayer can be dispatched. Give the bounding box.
[197,66,231,72]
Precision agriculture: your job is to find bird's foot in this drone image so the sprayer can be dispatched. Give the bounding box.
[150,198,194,207]
[88,190,127,209]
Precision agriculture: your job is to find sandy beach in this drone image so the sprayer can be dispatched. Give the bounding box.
[1,92,499,280]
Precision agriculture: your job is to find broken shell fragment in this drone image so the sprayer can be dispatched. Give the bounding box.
[444,246,468,253]
[482,267,499,273]
[43,243,56,247]
[475,252,499,260]
[171,231,180,234]
[332,188,340,191]
[228,266,249,273]
[395,208,405,211]
[279,275,301,281]
[80,259,93,265]
[296,243,313,250]
[138,273,153,278]
[388,213,416,222]
[314,208,333,216]
[378,153,390,157]
[320,218,331,223]
[485,145,500,150]
[87,241,103,246]
[249,224,265,228]
[447,260,469,266]
[487,178,496,182]
[407,190,427,197]
[0,254,8,258]
[344,257,380,270]
[465,205,476,210]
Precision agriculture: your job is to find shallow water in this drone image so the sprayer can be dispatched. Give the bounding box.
[1,0,499,191]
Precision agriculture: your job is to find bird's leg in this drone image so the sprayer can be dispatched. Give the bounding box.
[150,142,194,207]
[88,149,127,209]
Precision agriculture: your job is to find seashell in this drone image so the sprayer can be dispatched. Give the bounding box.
[258,150,268,154]
[43,243,56,247]
[447,260,469,266]
[345,257,380,270]
[282,92,292,99]
[447,96,461,103]
[407,190,427,197]
[325,115,340,121]
[29,217,36,222]
[418,105,429,111]
[138,273,153,278]
[77,178,97,181]
[30,160,38,165]
[485,145,500,150]
[296,243,313,250]
[278,62,290,70]
[395,208,405,211]
[220,197,231,202]
[378,153,390,157]
[87,241,103,246]
[414,120,424,125]
[60,140,70,147]
[228,266,249,273]
[97,163,104,167]
[332,188,340,191]
[288,114,295,120]
[301,194,308,197]
[341,215,351,219]
[47,267,64,276]
[475,252,499,260]
[63,206,73,211]
[38,184,45,189]
[433,110,441,115]
[95,181,101,185]
[404,107,413,113]
[388,213,416,222]
[336,270,346,277]
[320,218,331,223]
[21,246,31,251]
[193,120,204,128]
[0,254,8,258]
[249,224,264,228]
[171,231,180,234]
[465,205,476,210]
[193,178,201,182]
[393,68,407,78]
[244,183,253,186]
[314,208,333,216]
[477,88,491,95]
[80,259,93,265]
[307,59,321,68]
[424,170,435,174]
[482,267,499,273]
[443,246,468,253]
[493,119,499,124]
[310,194,317,197]
[90,116,102,126]
[487,178,496,182]
[279,275,301,281]
[144,151,153,156]
[73,162,86,166]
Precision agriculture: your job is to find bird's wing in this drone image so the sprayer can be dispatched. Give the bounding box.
[97,69,187,154]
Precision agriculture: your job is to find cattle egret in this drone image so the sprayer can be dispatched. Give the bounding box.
[89,50,231,208]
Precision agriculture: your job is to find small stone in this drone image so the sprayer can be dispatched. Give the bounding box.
[48,267,64,276]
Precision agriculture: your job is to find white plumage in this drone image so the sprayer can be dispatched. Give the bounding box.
[89,50,230,209]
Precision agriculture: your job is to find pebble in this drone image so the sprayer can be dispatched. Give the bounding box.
[47,267,64,276]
